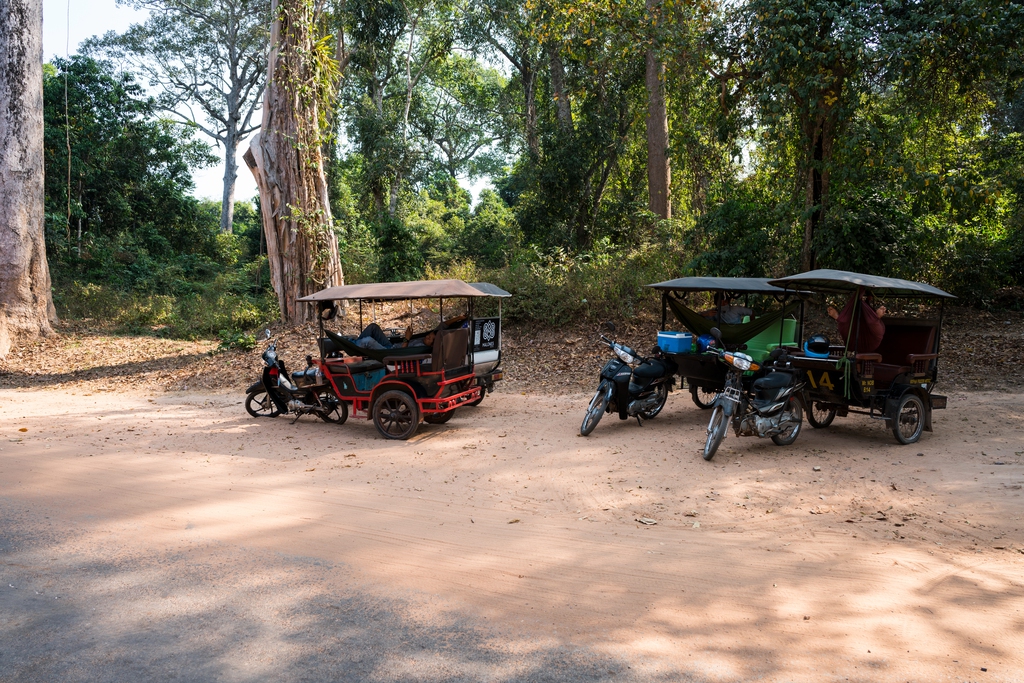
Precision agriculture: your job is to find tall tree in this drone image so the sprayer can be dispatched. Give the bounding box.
[644,0,670,220]
[87,0,271,234]
[0,0,55,358]
[245,0,343,324]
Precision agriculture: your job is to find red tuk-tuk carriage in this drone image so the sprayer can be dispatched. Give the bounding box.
[767,269,954,444]
[292,279,509,439]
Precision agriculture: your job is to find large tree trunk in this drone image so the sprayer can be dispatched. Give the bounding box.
[644,20,671,221]
[219,123,238,234]
[522,55,539,159]
[547,47,573,131]
[0,0,55,358]
[244,0,343,325]
[801,113,835,272]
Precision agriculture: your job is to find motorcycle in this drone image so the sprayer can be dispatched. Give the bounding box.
[580,322,677,436]
[701,327,804,461]
[245,330,348,424]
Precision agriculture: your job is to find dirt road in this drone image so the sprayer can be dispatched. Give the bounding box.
[2,386,1023,682]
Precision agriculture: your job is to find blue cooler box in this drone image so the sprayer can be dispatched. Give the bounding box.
[657,331,692,354]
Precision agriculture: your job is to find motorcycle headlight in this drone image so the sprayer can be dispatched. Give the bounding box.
[614,346,636,364]
[727,352,753,371]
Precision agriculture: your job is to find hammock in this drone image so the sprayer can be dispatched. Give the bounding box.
[666,296,800,346]
[324,329,430,362]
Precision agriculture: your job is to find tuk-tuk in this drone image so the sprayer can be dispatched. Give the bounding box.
[295,279,510,440]
[767,269,953,444]
[646,277,804,408]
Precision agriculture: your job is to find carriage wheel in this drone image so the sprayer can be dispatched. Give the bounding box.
[424,409,456,424]
[690,385,719,410]
[372,390,420,440]
[891,393,926,445]
[805,400,837,429]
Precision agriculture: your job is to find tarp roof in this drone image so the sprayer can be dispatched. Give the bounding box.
[767,269,955,298]
[646,277,793,294]
[298,279,505,302]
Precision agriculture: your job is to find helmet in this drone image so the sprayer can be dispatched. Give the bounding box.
[803,334,830,358]
[696,333,717,353]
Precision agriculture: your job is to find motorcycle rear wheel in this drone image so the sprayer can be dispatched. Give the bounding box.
[580,382,611,436]
[318,396,348,424]
[245,390,280,418]
[702,405,728,461]
[771,397,803,446]
[639,383,669,419]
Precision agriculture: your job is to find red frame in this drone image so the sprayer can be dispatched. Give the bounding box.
[315,354,482,420]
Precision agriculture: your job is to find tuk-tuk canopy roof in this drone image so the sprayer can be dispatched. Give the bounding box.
[469,282,512,297]
[647,277,792,294]
[767,269,955,298]
[298,279,506,302]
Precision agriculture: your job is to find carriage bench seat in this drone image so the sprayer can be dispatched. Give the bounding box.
[326,359,385,375]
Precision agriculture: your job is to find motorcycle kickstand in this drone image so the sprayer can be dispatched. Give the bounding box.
[635,415,644,427]
[290,412,302,424]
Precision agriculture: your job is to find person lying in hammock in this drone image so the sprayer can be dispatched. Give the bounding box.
[354,323,432,350]
[827,289,886,353]
[354,313,468,351]
[700,292,753,326]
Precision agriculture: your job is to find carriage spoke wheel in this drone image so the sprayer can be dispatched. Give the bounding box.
[892,393,926,445]
[373,390,420,440]
[424,409,455,424]
[805,400,837,428]
[690,385,719,410]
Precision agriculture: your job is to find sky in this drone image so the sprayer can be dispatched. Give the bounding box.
[42,0,259,203]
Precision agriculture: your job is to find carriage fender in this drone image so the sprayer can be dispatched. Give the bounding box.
[370,380,419,405]
[885,386,933,432]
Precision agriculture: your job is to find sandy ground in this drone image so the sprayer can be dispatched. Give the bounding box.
[2,384,1023,682]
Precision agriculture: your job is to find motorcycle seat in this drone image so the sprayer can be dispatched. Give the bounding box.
[752,371,793,391]
[633,359,671,379]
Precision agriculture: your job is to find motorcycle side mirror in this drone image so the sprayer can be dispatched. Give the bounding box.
[710,327,722,342]
[769,348,783,360]
[264,328,272,340]
[603,321,616,332]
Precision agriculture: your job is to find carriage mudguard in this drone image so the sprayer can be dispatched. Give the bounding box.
[884,385,933,432]
[370,380,422,405]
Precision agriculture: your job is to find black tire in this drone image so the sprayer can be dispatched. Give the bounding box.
[703,404,728,461]
[424,409,455,424]
[690,385,719,410]
[317,396,348,424]
[580,382,611,436]
[891,393,926,445]
[805,399,837,428]
[372,390,420,440]
[771,397,803,446]
[639,383,669,419]
[245,389,280,418]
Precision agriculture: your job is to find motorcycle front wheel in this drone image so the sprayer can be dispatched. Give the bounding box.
[702,404,728,461]
[580,382,611,436]
[245,389,280,418]
[639,383,669,419]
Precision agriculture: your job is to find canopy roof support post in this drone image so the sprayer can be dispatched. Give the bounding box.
[660,292,667,331]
